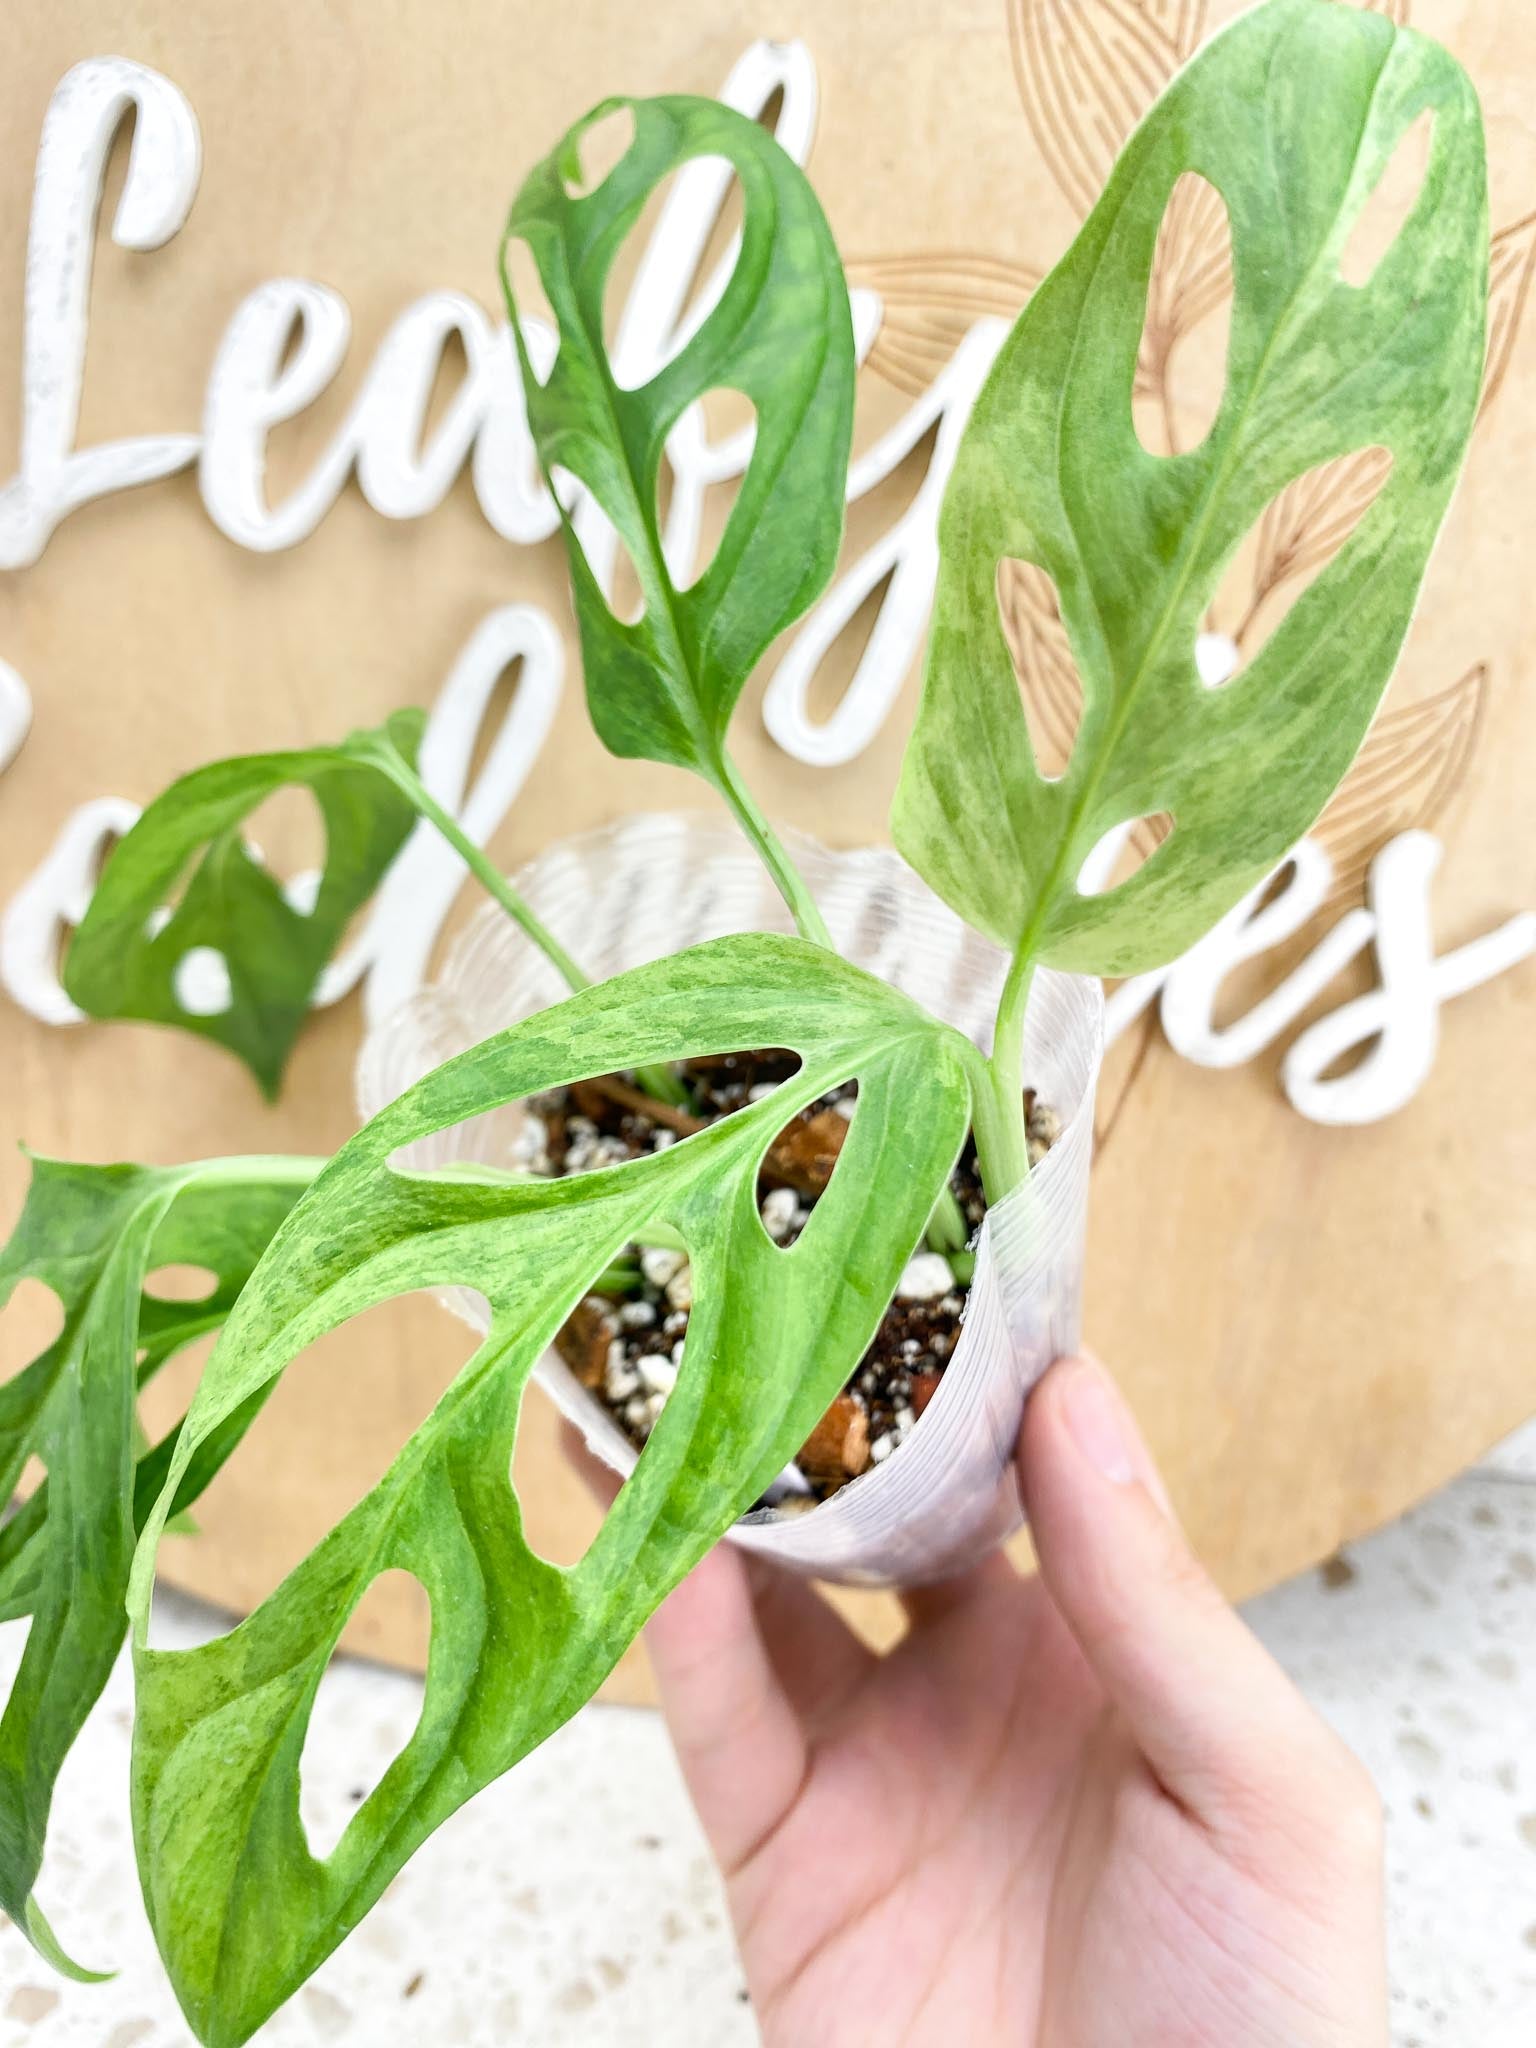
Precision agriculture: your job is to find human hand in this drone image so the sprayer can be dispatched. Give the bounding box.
[622,1353,1388,2047]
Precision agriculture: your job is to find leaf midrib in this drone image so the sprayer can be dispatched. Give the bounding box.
[1009,28,1398,968]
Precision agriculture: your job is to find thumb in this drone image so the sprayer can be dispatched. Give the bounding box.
[1019,1354,1364,1830]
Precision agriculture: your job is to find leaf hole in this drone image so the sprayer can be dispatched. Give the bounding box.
[241,784,327,890]
[1205,447,1394,678]
[1,1277,64,1389]
[1340,109,1435,288]
[603,155,741,391]
[997,559,1082,781]
[755,1078,857,1247]
[298,1569,431,1860]
[137,843,207,940]
[559,103,636,201]
[148,1293,474,1629]
[512,1382,622,1570]
[665,388,759,592]
[1134,173,1233,456]
[142,1264,219,1305]
[501,236,558,389]
[1077,814,1175,897]
[173,946,232,1018]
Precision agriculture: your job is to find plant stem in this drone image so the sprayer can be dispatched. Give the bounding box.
[925,1183,969,1255]
[377,756,592,994]
[192,1154,329,1188]
[714,751,833,949]
[375,748,691,1107]
[976,948,1037,1203]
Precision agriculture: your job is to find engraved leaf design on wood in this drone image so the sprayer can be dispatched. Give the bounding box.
[1008,0,1208,215]
[1481,211,1536,417]
[1313,663,1488,910]
[848,253,1040,397]
[1237,447,1397,650]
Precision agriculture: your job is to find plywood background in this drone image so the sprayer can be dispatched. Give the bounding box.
[0,0,1532,1702]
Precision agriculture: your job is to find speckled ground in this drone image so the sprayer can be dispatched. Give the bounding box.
[3,1436,1534,2047]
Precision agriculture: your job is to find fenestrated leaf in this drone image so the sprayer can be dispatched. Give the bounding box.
[0,1155,318,1973]
[501,96,855,778]
[128,937,975,2046]
[63,712,425,1099]
[893,0,1488,978]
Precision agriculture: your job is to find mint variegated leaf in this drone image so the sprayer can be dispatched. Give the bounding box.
[128,937,975,2045]
[893,0,1488,978]
[0,1155,317,1974]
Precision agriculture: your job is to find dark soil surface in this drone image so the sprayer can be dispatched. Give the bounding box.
[535,1053,1060,1508]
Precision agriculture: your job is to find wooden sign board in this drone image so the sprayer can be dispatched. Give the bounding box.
[1,0,1533,1701]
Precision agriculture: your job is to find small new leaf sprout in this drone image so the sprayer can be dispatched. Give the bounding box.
[0,6,1491,2041]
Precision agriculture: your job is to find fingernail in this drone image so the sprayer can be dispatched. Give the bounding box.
[1060,1359,1139,1485]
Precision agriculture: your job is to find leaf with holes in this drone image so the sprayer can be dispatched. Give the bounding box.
[894,0,1488,979]
[63,713,425,1099]
[127,937,972,2046]
[0,1155,316,1977]
[500,96,855,783]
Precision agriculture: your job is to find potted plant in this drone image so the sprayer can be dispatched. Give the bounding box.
[0,2,1487,2040]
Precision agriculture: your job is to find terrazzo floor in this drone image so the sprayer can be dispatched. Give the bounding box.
[3,1427,1534,2047]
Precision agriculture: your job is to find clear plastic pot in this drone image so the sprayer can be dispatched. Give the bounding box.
[357,813,1104,1589]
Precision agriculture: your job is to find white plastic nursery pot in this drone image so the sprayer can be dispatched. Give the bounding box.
[357,813,1104,1589]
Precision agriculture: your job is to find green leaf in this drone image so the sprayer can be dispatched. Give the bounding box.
[892,0,1489,978]
[501,94,855,774]
[0,1155,317,1971]
[128,937,973,2046]
[63,713,426,1099]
